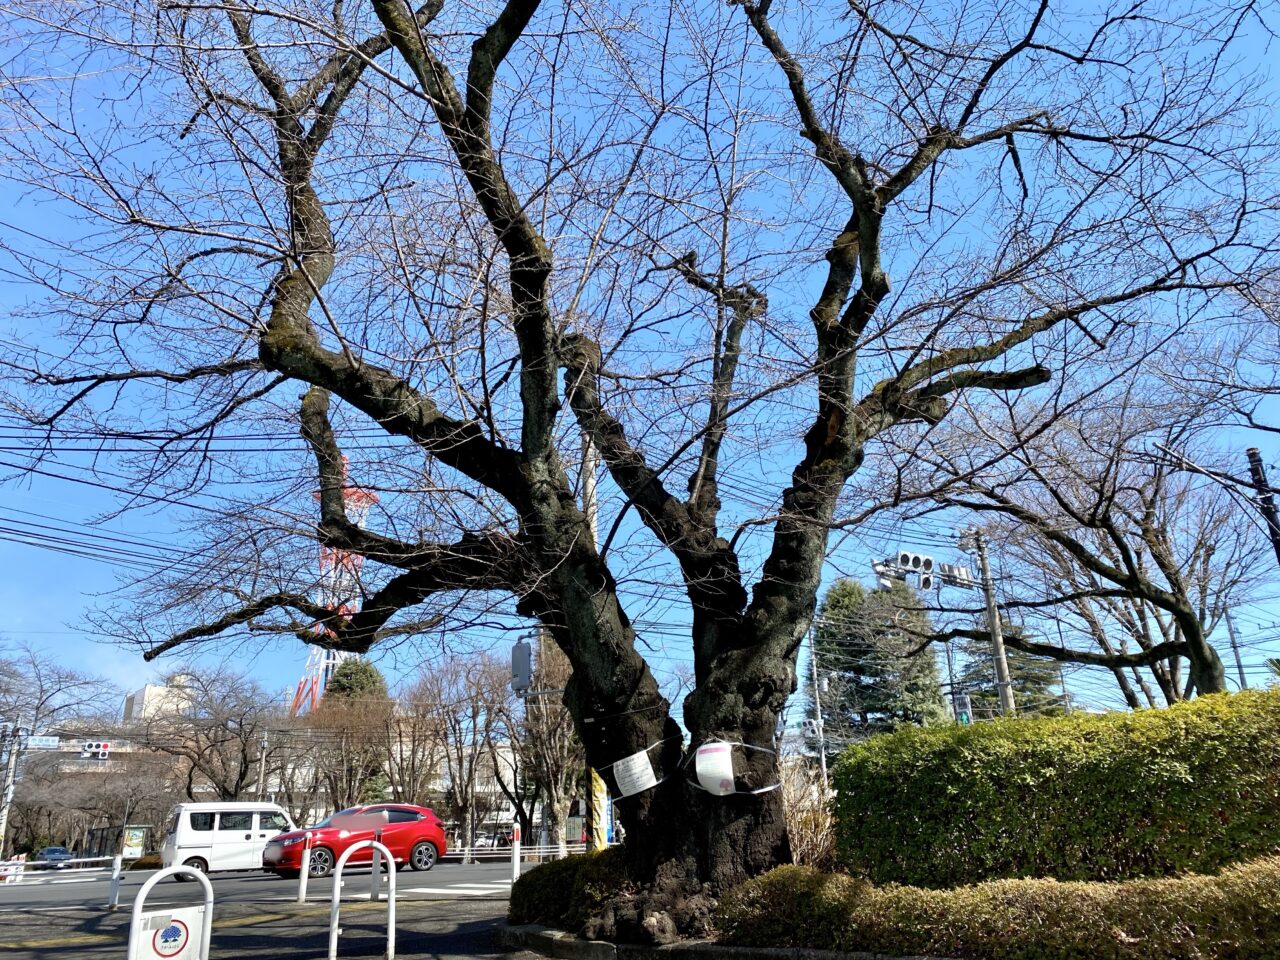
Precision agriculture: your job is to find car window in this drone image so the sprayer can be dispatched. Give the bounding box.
[313,807,360,829]
[260,812,290,832]
[385,810,421,824]
[189,812,214,831]
[218,812,253,831]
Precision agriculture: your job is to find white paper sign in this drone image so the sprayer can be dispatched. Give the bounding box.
[696,742,736,796]
[130,905,205,960]
[611,748,659,797]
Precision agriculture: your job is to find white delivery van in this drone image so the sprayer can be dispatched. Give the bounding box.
[160,802,296,877]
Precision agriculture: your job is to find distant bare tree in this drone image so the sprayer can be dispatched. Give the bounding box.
[0,642,116,732]
[920,397,1264,699]
[135,668,281,801]
[413,656,506,858]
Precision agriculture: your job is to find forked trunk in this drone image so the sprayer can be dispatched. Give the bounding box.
[580,709,791,943]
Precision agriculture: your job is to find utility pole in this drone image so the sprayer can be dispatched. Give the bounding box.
[1224,610,1249,690]
[1246,448,1280,569]
[969,531,1016,716]
[256,733,269,800]
[581,436,609,851]
[943,641,960,722]
[808,625,828,793]
[0,718,25,860]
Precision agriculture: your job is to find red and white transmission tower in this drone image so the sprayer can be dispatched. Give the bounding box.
[289,459,379,716]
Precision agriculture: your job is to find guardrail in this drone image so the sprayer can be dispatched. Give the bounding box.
[443,841,589,863]
[0,855,119,885]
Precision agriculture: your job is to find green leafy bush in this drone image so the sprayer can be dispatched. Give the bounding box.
[832,690,1280,885]
[509,847,627,931]
[717,858,1280,960]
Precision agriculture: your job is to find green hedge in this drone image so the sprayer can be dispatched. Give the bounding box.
[717,858,1280,960]
[509,847,627,932]
[832,689,1280,886]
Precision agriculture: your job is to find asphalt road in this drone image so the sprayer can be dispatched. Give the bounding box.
[0,862,541,959]
[0,860,521,911]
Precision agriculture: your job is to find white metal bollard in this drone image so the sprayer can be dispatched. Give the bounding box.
[329,839,395,960]
[297,832,314,904]
[370,829,382,902]
[510,823,521,883]
[127,866,214,960]
[107,854,124,911]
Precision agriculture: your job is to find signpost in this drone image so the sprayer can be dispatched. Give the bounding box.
[127,866,213,960]
[25,736,59,750]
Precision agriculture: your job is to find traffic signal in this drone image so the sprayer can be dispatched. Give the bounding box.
[511,640,532,694]
[898,552,934,573]
[919,572,936,590]
[954,694,972,726]
[938,563,975,588]
[81,741,110,759]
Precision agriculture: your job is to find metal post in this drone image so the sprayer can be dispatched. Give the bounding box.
[808,625,829,793]
[1225,611,1249,689]
[329,840,395,960]
[371,829,382,902]
[297,832,313,904]
[107,854,124,911]
[511,822,521,884]
[1246,448,1280,568]
[0,717,24,860]
[973,533,1017,716]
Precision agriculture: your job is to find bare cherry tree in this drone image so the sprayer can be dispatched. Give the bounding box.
[2,0,1276,938]
[135,668,282,801]
[917,390,1264,699]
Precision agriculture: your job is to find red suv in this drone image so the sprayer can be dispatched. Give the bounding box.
[263,804,447,879]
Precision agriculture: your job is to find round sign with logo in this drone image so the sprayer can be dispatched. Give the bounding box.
[152,919,189,957]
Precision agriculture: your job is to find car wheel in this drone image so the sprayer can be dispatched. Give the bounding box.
[178,858,208,881]
[307,847,334,879]
[409,841,438,872]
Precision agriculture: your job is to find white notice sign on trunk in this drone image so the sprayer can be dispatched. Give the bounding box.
[695,741,736,796]
[611,748,658,797]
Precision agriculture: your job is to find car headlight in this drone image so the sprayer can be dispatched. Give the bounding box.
[280,837,307,847]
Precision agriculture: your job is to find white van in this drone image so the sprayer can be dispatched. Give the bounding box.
[160,802,296,877]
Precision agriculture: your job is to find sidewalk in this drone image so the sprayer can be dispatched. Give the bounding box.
[0,898,539,959]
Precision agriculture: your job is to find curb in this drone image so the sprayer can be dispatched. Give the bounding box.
[498,924,955,960]
[498,923,618,960]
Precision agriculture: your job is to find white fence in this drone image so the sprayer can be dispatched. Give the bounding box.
[0,855,118,886]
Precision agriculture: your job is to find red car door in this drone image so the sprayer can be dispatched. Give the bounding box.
[380,808,425,862]
[333,808,387,864]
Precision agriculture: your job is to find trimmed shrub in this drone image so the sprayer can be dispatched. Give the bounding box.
[509,847,627,931]
[832,689,1280,885]
[717,858,1280,960]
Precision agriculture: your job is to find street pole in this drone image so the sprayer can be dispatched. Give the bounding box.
[943,641,959,723]
[0,717,25,860]
[256,733,269,800]
[1246,448,1280,568]
[581,435,608,852]
[972,533,1016,716]
[1225,610,1249,690]
[808,624,829,794]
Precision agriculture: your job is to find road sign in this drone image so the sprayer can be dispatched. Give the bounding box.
[25,736,59,750]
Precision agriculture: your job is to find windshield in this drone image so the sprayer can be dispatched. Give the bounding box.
[42,847,70,856]
[311,808,361,829]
